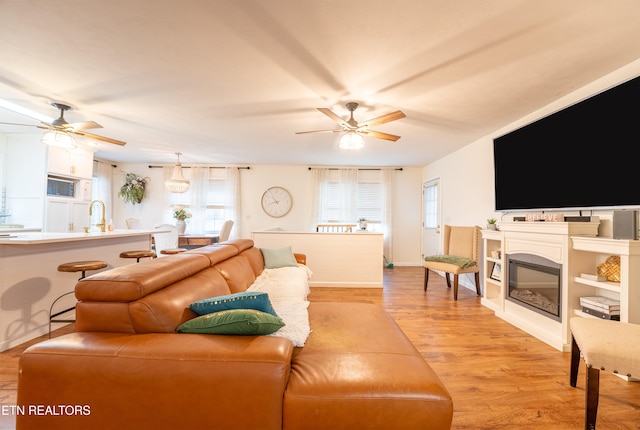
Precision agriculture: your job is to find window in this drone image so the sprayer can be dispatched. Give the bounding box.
[423,181,438,229]
[317,169,384,232]
[167,167,239,235]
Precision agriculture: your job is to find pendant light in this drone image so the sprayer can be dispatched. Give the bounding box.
[165,152,190,193]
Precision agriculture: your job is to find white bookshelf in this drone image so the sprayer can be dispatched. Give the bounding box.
[570,236,640,324]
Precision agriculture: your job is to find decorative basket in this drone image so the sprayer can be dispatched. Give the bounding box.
[597,256,621,282]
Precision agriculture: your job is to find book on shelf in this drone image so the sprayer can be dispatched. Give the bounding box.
[579,296,620,312]
[581,306,621,320]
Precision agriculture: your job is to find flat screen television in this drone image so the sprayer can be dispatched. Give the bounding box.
[493,75,640,212]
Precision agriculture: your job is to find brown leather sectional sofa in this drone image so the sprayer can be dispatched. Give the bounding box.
[17,239,453,429]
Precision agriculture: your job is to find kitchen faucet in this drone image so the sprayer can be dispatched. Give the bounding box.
[89,200,106,232]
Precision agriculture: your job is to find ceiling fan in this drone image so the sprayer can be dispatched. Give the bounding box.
[296,102,406,144]
[0,101,126,146]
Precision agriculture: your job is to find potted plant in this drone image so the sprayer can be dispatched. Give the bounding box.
[358,217,368,231]
[173,206,192,235]
[487,218,497,230]
[119,172,149,205]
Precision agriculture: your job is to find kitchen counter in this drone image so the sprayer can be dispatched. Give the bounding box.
[0,229,159,351]
[0,229,158,244]
[0,226,40,233]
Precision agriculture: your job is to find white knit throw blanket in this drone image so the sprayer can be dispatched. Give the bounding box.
[248,265,312,347]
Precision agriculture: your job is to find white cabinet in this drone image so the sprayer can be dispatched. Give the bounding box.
[47,146,94,179]
[45,198,90,232]
[570,237,640,324]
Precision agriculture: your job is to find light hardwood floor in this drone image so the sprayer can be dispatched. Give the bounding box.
[1,266,638,429]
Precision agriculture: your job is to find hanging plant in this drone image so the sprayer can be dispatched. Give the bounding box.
[119,172,149,205]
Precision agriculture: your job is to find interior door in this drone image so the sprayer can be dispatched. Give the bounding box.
[422,179,441,258]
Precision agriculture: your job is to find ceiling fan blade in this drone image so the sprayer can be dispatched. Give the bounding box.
[317,108,349,128]
[71,130,127,146]
[66,121,103,131]
[295,129,342,135]
[361,129,402,142]
[359,110,406,128]
[0,121,39,127]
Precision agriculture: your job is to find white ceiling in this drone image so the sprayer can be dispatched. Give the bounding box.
[1,0,639,167]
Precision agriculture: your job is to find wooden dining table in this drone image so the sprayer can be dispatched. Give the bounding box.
[178,234,219,249]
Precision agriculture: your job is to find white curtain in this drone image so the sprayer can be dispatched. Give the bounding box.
[337,169,358,222]
[381,169,395,264]
[312,168,358,225]
[310,168,327,229]
[313,169,358,223]
[187,166,210,234]
[92,160,113,223]
[223,167,240,240]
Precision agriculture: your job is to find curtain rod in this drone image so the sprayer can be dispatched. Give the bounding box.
[93,159,117,168]
[148,165,250,169]
[308,167,403,171]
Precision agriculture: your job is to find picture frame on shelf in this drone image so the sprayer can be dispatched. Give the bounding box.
[490,263,502,281]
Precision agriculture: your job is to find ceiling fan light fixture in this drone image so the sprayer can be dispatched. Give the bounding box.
[41,129,76,150]
[165,152,190,193]
[339,131,364,150]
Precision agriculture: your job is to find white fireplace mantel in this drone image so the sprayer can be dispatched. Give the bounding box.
[481,221,605,352]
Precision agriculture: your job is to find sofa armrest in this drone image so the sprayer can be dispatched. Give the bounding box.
[18,332,293,430]
[294,253,306,265]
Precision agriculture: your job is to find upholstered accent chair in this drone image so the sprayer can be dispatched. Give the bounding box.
[424,225,481,300]
[570,318,640,430]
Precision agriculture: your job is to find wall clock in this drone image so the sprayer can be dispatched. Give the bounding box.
[261,186,292,218]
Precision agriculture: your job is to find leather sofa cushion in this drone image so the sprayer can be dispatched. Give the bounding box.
[239,246,266,277]
[18,332,293,430]
[214,256,256,293]
[129,267,231,332]
[189,243,238,266]
[284,302,453,430]
[76,253,210,302]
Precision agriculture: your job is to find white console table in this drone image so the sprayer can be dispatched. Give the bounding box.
[480,221,640,351]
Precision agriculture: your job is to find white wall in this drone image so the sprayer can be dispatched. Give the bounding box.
[423,59,640,236]
[422,60,640,292]
[111,163,424,266]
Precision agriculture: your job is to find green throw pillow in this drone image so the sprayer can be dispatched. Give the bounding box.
[177,309,285,335]
[190,292,278,317]
[261,246,298,269]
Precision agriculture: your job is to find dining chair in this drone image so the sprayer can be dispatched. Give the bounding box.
[126,218,143,229]
[218,220,234,242]
[153,223,186,257]
[315,223,356,232]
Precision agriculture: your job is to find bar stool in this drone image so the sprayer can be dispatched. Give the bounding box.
[119,250,156,262]
[50,260,107,338]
